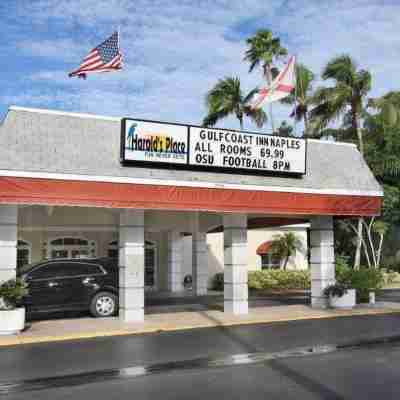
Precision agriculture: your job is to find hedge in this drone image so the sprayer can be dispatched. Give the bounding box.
[212,270,311,291]
[248,270,311,290]
[212,265,389,299]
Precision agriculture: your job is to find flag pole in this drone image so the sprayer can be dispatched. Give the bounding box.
[265,65,275,134]
[117,25,127,113]
[297,55,307,137]
[294,54,298,137]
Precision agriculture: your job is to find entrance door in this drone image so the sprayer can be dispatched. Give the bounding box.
[48,237,96,259]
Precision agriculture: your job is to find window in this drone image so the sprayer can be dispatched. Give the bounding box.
[108,240,118,258]
[51,238,89,246]
[145,246,155,287]
[17,240,31,269]
[261,254,281,270]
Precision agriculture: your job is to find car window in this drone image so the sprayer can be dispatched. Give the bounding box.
[29,263,74,280]
[78,263,104,275]
[28,262,104,280]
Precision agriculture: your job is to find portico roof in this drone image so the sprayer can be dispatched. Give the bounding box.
[0,106,383,216]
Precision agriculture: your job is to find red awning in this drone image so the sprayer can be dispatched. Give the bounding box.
[256,241,273,255]
[0,176,382,216]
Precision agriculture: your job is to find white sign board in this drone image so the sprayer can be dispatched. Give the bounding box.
[121,119,306,175]
[123,119,188,165]
[189,127,306,174]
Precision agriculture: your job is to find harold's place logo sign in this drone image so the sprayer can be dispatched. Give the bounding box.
[123,120,188,165]
[126,122,187,155]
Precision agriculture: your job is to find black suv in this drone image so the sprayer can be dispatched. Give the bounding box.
[18,258,119,318]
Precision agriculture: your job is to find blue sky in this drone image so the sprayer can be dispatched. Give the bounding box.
[1,0,400,132]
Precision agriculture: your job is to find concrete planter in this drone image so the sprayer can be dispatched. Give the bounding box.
[329,289,356,310]
[0,307,25,335]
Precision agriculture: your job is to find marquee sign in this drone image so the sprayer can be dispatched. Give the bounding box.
[121,118,306,175]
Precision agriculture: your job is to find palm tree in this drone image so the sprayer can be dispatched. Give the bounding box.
[280,64,315,136]
[310,55,371,154]
[202,77,267,130]
[368,91,400,128]
[270,232,303,270]
[244,29,287,131]
[310,55,371,269]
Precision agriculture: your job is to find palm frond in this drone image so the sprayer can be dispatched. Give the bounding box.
[322,54,357,85]
[202,109,230,127]
[243,87,259,104]
[244,29,287,73]
[355,69,372,96]
[244,107,267,128]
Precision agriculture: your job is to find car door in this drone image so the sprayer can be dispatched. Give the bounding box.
[25,262,70,311]
[60,262,106,307]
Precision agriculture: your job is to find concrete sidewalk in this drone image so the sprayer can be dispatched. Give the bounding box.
[1,303,400,347]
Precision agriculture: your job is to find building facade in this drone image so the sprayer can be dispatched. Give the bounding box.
[0,107,383,321]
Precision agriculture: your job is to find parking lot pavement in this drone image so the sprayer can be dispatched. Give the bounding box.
[378,288,400,302]
[1,313,400,383]
[2,334,400,399]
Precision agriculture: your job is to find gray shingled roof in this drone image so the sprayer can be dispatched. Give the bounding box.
[0,107,383,196]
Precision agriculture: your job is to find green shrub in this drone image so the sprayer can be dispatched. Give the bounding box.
[212,273,224,291]
[0,278,28,310]
[335,254,351,270]
[248,270,310,290]
[323,283,350,298]
[335,265,384,303]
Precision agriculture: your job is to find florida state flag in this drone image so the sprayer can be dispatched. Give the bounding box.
[251,56,296,109]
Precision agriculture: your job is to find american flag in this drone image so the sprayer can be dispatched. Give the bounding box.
[69,31,123,79]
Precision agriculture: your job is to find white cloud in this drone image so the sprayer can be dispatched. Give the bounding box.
[18,38,88,63]
[4,0,400,132]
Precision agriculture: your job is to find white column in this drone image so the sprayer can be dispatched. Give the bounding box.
[0,205,18,282]
[310,216,335,308]
[223,214,248,315]
[191,212,208,296]
[167,231,183,292]
[119,209,145,322]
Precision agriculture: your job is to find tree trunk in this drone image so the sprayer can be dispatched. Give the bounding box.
[303,110,309,138]
[352,102,363,269]
[348,219,370,268]
[283,254,289,270]
[354,218,362,270]
[352,105,364,155]
[377,233,384,267]
[239,115,243,130]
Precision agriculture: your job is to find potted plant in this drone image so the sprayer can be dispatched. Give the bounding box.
[0,278,28,335]
[323,283,356,309]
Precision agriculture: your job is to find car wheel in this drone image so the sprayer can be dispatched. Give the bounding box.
[90,292,117,318]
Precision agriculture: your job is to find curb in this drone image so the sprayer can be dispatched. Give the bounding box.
[1,307,399,348]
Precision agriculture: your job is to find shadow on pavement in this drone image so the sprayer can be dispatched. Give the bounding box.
[268,359,345,400]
